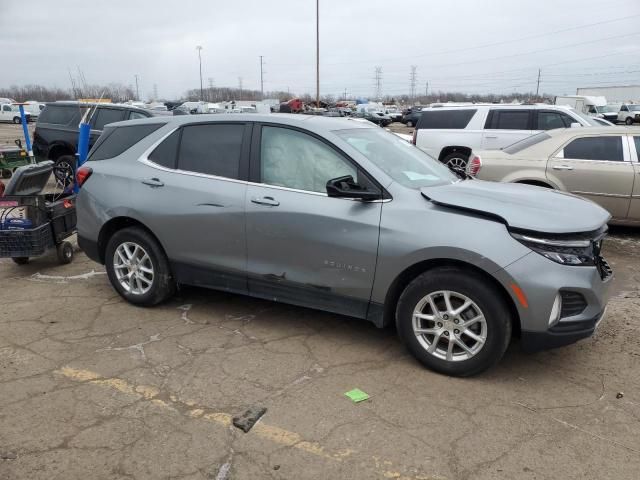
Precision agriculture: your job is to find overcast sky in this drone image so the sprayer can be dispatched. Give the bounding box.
[2,0,640,100]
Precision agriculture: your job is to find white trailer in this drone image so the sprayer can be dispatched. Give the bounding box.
[554,95,607,115]
[577,85,640,103]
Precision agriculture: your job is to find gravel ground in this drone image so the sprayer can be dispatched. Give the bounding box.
[0,121,639,479]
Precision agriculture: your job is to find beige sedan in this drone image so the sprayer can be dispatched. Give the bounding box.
[468,126,640,225]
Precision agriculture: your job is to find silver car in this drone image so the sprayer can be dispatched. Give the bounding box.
[76,114,613,376]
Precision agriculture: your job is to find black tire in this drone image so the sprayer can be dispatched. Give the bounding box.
[625,117,634,125]
[406,120,414,127]
[396,267,512,377]
[56,241,74,264]
[53,155,76,190]
[1,169,12,179]
[105,227,176,306]
[442,152,469,171]
[12,116,21,124]
[12,257,29,265]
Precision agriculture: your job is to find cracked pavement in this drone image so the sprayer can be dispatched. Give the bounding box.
[1,229,639,480]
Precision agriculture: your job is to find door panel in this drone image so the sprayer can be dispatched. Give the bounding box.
[547,135,633,219]
[627,136,640,221]
[245,124,382,318]
[245,185,381,318]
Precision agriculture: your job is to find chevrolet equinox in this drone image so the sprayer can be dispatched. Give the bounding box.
[76,114,613,376]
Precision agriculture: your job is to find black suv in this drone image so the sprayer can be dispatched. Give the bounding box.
[33,102,155,183]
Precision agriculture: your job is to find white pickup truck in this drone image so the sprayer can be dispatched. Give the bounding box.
[0,103,31,124]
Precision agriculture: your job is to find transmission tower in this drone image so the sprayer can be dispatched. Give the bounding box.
[409,65,417,103]
[374,66,382,101]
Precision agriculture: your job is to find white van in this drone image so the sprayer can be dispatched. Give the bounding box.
[554,95,607,116]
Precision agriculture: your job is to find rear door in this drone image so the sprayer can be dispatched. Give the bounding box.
[244,124,382,318]
[481,109,533,150]
[547,135,633,220]
[626,136,640,221]
[136,122,251,292]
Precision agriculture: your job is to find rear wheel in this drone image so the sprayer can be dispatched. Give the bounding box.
[406,120,414,127]
[53,155,76,190]
[12,257,29,265]
[105,227,176,306]
[442,152,469,172]
[12,116,21,124]
[396,267,512,376]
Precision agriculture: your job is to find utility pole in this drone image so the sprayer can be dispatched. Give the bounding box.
[409,65,417,103]
[374,66,383,102]
[208,78,214,102]
[134,74,140,101]
[238,77,243,100]
[343,88,348,101]
[316,0,320,107]
[153,83,158,101]
[196,45,204,101]
[259,56,265,100]
[535,68,541,97]
[425,81,429,97]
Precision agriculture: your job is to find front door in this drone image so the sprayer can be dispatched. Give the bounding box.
[245,124,382,318]
[546,134,634,220]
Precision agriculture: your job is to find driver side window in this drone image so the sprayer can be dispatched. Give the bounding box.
[260,126,357,193]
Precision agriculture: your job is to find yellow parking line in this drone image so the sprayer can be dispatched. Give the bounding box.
[55,366,445,480]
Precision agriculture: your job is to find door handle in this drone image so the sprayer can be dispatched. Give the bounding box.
[485,135,498,139]
[251,196,280,207]
[552,165,574,171]
[141,177,164,187]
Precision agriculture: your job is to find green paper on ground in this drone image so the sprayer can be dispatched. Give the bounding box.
[345,388,370,403]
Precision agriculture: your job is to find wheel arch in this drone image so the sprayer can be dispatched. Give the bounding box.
[514,179,554,189]
[48,142,76,161]
[438,146,472,162]
[97,216,167,265]
[380,258,521,337]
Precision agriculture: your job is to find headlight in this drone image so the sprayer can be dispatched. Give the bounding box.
[510,231,597,266]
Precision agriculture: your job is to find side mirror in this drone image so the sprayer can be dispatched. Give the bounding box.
[326,175,381,201]
[570,122,581,128]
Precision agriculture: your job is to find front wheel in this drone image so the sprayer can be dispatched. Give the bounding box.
[406,120,414,127]
[625,117,634,125]
[12,117,21,124]
[396,267,512,376]
[105,227,176,306]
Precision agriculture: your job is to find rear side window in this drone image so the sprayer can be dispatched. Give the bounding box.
[128,110,148,120]
[486,110,530,130]
[417,109,476,129]
[38,105,81,125]
[178,124,244,178]
[563,136,623,161]
[88,124,163,161]
[148,130,180,168]
[92,108,126,130]
[634,137,640,161]
[536,112,570,130]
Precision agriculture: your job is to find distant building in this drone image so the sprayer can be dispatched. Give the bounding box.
[576,85,640,103]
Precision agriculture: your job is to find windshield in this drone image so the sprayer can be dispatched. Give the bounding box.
[503,132,551,154]
[602,104,620,113]
[335,128,457,189]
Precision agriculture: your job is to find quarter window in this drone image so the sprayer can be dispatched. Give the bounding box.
[563,136,623,161]
[260,126,356,193]
[88,124,163,161]
[37,105,82,125]
[92,108,125,130]
[128,111,148,120]
[178,123,244,179]
[416,109,476,129]
[634,137,640,162]
[149,130,180,168]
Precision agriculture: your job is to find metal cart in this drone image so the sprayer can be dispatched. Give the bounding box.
[0,161,76,265]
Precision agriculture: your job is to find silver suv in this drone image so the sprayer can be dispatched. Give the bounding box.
[76,114,613,376]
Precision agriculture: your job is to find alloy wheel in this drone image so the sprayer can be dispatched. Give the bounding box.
[113,242,154,295]
[412,290,487,362]
[446,156,468,170]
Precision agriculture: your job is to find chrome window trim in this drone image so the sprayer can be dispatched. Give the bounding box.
[138,125,389,202]
[551,134,629,162]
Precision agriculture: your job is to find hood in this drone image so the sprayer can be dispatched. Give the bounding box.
[421,180,611,234]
